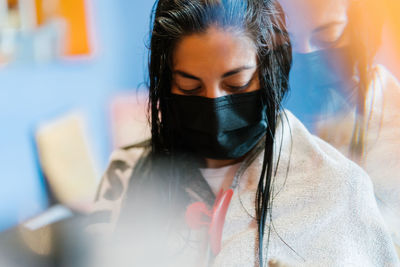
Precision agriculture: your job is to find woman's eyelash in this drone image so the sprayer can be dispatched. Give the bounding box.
[177,86,202,94]
[314,27,347,47]
[315,35,341,46]
[227,80,252,91]
[176,79,252,94]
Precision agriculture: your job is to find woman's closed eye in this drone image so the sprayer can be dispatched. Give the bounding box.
[223,79,253,92]
[223,70,258,93]
[174,79,202,94]
[312,23,347,48]
[176,85,202,94]
[172,67,258,95]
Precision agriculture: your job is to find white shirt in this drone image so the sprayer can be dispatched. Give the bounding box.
[200,162,241,195]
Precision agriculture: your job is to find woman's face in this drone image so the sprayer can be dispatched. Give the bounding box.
[279,0,350,53]
[171,26,260,98]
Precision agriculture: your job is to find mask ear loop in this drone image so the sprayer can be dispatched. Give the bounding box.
[230,136,265,190]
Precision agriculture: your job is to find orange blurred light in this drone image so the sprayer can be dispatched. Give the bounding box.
[35,0,91,56]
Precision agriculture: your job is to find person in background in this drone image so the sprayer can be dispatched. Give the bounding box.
[279,0,400,254]
[89,0,399,266]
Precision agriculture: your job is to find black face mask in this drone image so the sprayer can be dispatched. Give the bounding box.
[285,46,357,130]
[166,90,267,160]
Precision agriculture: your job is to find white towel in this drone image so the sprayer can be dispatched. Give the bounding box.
[90,110,399,267]
[213,110,399,266]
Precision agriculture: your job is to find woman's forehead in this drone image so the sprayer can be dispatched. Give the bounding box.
[172,26,257,75]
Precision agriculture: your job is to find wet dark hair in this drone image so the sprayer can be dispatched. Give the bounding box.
[124,0,291,265]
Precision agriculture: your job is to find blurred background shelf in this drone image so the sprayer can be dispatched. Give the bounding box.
[0,0,153,231]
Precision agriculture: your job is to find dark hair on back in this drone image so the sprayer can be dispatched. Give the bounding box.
[128,0,291,265]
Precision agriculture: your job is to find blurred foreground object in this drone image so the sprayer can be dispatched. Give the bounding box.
[0,213,93,267]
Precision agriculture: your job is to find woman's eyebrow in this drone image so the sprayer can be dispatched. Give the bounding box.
[173,70,200,80]
[173,65,256,80]
[222,66,256,78]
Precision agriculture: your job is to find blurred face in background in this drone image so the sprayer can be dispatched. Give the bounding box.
[279,0,350,53]
[279,0,358,130]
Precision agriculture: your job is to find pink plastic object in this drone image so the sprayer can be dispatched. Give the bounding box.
[185,188,234,255]
[209,188,234,254]
[185,201,212,229]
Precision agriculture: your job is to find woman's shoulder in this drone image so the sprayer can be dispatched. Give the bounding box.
[236,111,399,265]
[218,111,399,266]
[87,140,150,234]
[277,110,362,173]
[274,110,374,196]
[371,64,400,106]
[95,140,150,201]
[373,64,400,89]
[106,140,150,169]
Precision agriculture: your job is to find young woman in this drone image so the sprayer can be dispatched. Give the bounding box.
[90,0,399,266]
[279,0,400,252]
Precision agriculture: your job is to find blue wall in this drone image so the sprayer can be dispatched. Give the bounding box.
[0,1,155,231]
